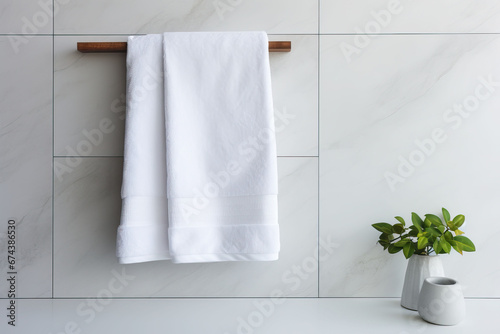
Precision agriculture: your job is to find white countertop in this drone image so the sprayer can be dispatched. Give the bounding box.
[2,297,499,333]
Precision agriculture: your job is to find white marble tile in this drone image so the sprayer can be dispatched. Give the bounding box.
[54,35,316,157]
[54,36,127,158]
[321,0,500,33]
[54,157,318,297]
[55,0,317,34]
[0,0,53,34]
[0,37,52,297]
[319,34,500,297]
[2,298,499,333]
[270,35,318,156]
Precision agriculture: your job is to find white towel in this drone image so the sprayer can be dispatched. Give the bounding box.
[116,31,279,264]
[117,34,170,264]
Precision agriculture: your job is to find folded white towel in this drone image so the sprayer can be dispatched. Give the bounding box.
[116,34,171,264]
[163,31,279,263]
[116,31,279,264]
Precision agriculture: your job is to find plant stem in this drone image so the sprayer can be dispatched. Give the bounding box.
[389,233,409,243]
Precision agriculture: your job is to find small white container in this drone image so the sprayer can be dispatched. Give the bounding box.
[417,277,466,326]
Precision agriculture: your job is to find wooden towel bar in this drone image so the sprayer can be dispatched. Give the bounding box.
[77,41,291,53]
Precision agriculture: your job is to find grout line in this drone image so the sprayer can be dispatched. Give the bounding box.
[2,296,498,300]
[317,0,321,299]
[318,0,321,35]
[53,0,55,35]
[51,0,55,300]
[0,296,400,300]
[11,297,324,300]
[278,156,318,158]
[50,0,55,298]
[319,32,500,35]
[51,156,126,159]
[3,32,500,37]
[0,34,53,36]
[53,155,319,158]
[55,33,320,36]
[318,296,500,300]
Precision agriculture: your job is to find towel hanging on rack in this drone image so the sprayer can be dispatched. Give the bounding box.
[116,31,281,264]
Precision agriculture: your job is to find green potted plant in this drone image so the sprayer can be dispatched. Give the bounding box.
[372,208,475,310]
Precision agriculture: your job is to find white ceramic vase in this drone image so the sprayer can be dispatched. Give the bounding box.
[418,277,465,326]
[401,254,444,310]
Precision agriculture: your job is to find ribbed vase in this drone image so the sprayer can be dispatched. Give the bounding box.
[401,254,444,310]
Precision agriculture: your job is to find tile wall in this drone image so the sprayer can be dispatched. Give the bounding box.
[1,0,500,332]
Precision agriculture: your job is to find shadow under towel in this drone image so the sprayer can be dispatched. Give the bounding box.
[117,31,279,264]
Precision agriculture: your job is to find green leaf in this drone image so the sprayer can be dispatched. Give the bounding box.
[446,220,457,231]
[444,231,453,242]
[453,236,476,252]
[379,239,389,250]
[393,224,405,234]
[433,239,442,254]
[425,227,441,237]
[425,214,443,227]
[417,236,429,250]
[437,225,445,234]
[423,218,432,228]
[427,236,436,246]
[442,208,451,222]
[394,216,406,226]
[453,214,465,228]
[372,223,393,234]
[394,239,409,247]
[403,242,415,259]
[379,233,389,240]
[408,226,419,237]
[451,241,463,255]
[388,244,403,254]
[411,212,424,231]
[440,238,451,253]
[378,240,390,250]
